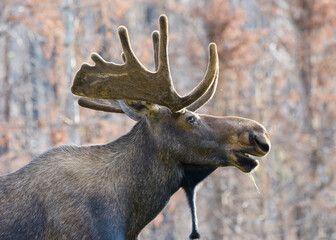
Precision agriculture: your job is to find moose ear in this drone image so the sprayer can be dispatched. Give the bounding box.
[77,98,144,121]
[76,98,158,121]
[123,100,159,117]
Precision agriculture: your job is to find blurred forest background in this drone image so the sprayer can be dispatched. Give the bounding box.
[1,0,336,239]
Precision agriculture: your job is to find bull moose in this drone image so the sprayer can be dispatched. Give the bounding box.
[0,15,270,240]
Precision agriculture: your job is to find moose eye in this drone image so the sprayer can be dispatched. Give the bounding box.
[187,116,197,125]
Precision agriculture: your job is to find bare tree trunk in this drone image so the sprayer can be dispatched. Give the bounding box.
[297,29,313,134]
[3,31,10,123]
[1,26,10,156]
[290,1,322,239]
[62,0,80,145]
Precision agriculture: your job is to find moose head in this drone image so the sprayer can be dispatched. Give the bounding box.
[71,14,271,239]
[72,15,270,172]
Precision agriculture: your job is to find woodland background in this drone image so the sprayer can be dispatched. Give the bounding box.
[1,0,336,239]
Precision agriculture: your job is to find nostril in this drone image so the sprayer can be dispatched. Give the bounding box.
[254,135,270,153]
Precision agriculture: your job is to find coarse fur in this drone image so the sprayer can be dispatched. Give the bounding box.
[0,117,182,239]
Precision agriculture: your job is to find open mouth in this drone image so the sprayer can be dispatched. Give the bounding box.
[232,151,259,173]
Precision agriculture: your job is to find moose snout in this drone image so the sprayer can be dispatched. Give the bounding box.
[251,131,271,156]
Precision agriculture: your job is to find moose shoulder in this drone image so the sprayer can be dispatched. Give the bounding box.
[0,15,270,240]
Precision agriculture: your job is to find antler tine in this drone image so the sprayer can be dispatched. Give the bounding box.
[91,53,107,67]
[118,27,143,67]
[176,43,219,111]
[152,30,159,71]
[158,15,170,75]
[187,70,219,112]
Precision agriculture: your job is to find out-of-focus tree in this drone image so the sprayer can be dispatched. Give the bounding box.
[257,0,336,239]
[0,0,66,172]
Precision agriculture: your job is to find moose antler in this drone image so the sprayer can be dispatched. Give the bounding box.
[150,30,219,112]
[71,15,218,112]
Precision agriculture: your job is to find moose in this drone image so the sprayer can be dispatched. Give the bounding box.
[0,15,270,240]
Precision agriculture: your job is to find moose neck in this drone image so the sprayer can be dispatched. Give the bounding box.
[108,117,181,168]
[104,118,183,238]
[107,117,156,156]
